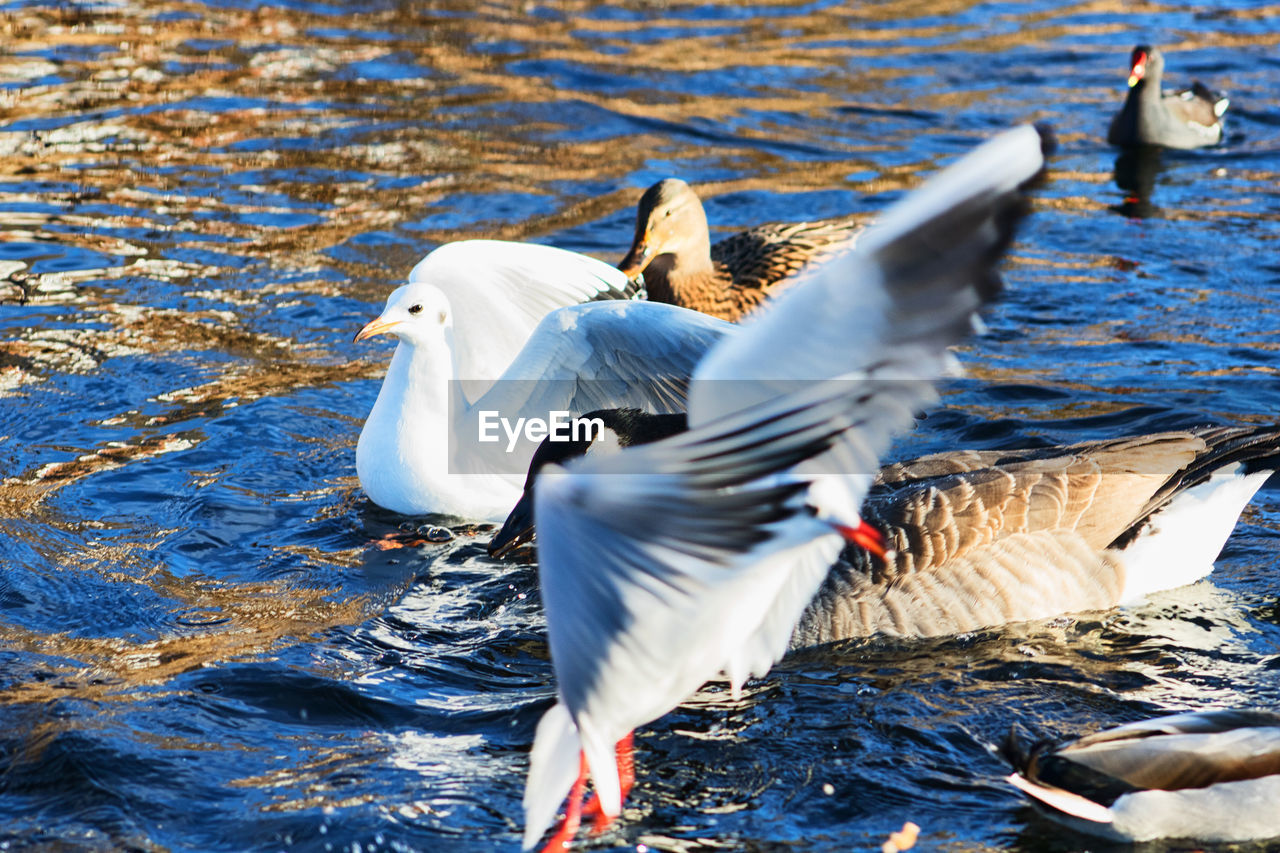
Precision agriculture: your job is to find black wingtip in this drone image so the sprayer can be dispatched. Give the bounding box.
[1015,123,1056,196]
[1032,122,1058,159]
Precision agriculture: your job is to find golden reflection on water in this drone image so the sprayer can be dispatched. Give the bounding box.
[0,0,1071,287]
[0,579,371,701]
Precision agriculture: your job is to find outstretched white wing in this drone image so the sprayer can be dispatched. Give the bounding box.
[470,299,732,421]
[409,239,637,386]
[688,124,1051,515]
[692,124,1046,403]
[532,383,889,827]
[523,124,1053,846]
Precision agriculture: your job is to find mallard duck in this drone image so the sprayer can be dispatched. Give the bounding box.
[1108,45,1228,149]
[1006,709,1280,843]
[617,177,862,321]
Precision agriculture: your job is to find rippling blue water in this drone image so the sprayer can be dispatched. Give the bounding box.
[2,1,1280,850]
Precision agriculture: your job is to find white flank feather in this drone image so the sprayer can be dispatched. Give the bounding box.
[1118,464,1272,602]
[1006,772,1116,825]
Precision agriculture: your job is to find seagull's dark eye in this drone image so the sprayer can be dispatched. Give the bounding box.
[408,304,423,316]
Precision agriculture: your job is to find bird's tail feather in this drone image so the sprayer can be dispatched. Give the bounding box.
[522,703,583,849]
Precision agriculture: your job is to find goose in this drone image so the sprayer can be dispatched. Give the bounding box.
[617,177,862,321]
[1006,709,1280,843]
[493,414,1280,643]
[352,239,729,521]
[799,427,1280,640]
[521,125,1052,851]
[1107,45,1228,149]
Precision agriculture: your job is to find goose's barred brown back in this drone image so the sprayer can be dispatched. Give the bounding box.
[792,425,1280,644]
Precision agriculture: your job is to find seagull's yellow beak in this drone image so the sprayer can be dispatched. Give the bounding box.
[354,317,400,343]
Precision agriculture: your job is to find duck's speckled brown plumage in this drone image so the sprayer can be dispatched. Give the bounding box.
[791,427,1280,645]
[618,178,861,322]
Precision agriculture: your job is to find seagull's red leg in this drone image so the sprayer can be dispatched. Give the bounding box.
[539,752,589,852]
[615,732,635,802]
[369,525,454,551]
[372,533,427,550]
[833,519,892,562]
[585,732,636,833]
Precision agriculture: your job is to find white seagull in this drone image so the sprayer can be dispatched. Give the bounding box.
[521,125,1054,850]
[353,239,729,521]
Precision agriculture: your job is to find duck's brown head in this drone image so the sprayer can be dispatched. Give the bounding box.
[618,178,713,280]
